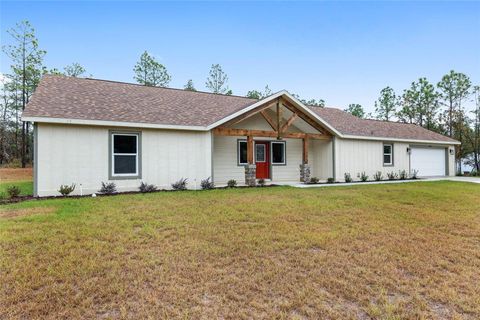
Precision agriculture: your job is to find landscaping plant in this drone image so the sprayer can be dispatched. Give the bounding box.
[387,171,398,180]
[227,179,237,188]
[257,178,266,187]
[411,169,419,179]
[171,178,188,190]
[309,177,320,184]
[399,170,408,180]
[6,185,21,198]
[344,172,353,183]
[200,177,215,190]
[327,177,335,184]
[373,171,383,181]
[58,184,76,196]
[358,172,369,182]
[99,182,117,194]
[139,182,157,193]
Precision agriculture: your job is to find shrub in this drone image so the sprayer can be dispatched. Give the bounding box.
[171,178,188,190]
[257,178,266,187]
[399,170,408,180]
[58,184,75,196]
[99,182,117,194]
[358,172,369,182]
[344,172,353,183]
[310,177,320,184]
[200,177,215,190]
[139,182,157,193]
[227,179,237,188]
[387,171,398,180]
[0,192,6,200]
[6,185,21,198]
[373,171,383,181]
[327,177,335,184]
[410,169,419,179]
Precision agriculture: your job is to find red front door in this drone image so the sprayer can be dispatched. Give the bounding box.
[255,141,270,179]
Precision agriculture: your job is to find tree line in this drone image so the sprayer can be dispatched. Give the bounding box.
[1,20,479,174]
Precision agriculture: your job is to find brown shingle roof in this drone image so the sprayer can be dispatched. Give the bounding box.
[24,75,457,143]
[23,75,257,127]
[310,106,458,143]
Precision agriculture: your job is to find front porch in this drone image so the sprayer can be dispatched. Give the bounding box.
[211,94,334,186]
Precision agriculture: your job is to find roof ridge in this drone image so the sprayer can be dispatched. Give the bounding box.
[43,74,259,101]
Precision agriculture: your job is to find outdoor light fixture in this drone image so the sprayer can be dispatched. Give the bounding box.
[406,147,411,154]
[449,148,454,155]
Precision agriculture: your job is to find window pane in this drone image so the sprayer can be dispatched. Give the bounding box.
[383,145,392,155]
[114,155,136,174]
[114,135,137,154]
[239,141,247,164]
[256,144,265,162]
[384,154,391,164]
[272,143,285,164]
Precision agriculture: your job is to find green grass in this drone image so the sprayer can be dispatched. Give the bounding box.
[0,180,33,197]
[1,181,479,319]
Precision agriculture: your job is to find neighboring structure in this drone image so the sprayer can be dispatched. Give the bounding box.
[23,76,459,196]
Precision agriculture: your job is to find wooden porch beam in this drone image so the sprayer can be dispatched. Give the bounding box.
[212,127,330,140]
[276,98,282,139]
[280,113,298,133]
[260,110,277,131]
[281,100,329,135]
[222,101,276,127]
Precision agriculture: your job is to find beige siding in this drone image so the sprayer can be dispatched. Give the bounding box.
[448,146,455,176]
[36,123,211,196]
[311,139,334,180]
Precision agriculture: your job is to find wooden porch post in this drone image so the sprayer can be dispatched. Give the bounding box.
[302,135,309,164]
[247,135,254,164]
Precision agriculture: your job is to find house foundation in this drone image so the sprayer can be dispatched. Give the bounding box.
[245,164,257,186]
[300,163,311,183]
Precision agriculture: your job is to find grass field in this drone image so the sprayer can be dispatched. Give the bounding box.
[1,180,479,319]
[0,168,33,197]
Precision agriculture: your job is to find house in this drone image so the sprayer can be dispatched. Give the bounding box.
[22,75,459,196]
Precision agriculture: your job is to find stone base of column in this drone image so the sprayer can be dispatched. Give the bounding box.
[300,163,311,183]
[245,164,257,187]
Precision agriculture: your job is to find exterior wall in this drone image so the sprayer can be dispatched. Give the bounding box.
[334,138,455,181]
[213,136,309,185]
[35,123,211,196]
[448,146,455,176]
[311,139,334,180]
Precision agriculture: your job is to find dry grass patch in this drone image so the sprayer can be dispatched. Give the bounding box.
[0,168,33,182]
[0,181,479,319]
[0,206,55,219]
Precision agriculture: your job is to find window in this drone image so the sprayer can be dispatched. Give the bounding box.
[383,143,393,166]
[255,144,266,162]
[110,132,141,178]
[238,140,248,165]
[271,141,286,165]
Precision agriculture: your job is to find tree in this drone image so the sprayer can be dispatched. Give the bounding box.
[184,79,196,91]
[133,51,171,87]
[246,85,272,99]
[374,87,398,121]
[291,93,325,107]
[465,85,480,173]
[2,20,45,167]
[344,104,365,118]
[418,78,440,130]
[64,62,87,77]
[205,64,229,94]
[437,70,471,137]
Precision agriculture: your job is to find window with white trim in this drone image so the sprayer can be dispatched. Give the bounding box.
[111,133,139,176]
[237,140,248,165]
[271,141,286,165]
[383,143,393,166]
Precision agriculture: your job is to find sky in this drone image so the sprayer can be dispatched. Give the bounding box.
[0,1,479,113]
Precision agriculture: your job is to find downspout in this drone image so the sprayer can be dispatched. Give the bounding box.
[332,136,336,181]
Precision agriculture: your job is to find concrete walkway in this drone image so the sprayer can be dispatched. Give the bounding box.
[290,176,480,188]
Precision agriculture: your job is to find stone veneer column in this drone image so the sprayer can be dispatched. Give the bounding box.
[299,163,311,183]
[245,164,257,187]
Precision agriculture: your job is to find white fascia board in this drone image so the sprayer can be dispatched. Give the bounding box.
[340,134,461,145]
[21,116,208,131]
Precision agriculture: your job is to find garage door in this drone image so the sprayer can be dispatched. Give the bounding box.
[410,147,446,177]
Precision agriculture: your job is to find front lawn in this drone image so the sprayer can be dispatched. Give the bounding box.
[0,168,33,197]
[1,181,479,319]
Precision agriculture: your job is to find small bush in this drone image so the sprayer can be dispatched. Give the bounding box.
[6,185,21,198]
[0,192,7,200]
[344,172,353,183]
[310,177,320,184]
[58,184,75,196]
[387,171,398,180]
[257,178,266,187]
[99,182,117,194]
[171,178,188,190]
[227,179,237,188]
[373,171,383,181]
[200,177,215,190]
[327,177,335,184]
[358,172,369,182]
[411,169,419,179]
[139,182,157,193]
[399,170,408,180]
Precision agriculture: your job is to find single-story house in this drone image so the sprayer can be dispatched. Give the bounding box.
[23,75,460,196]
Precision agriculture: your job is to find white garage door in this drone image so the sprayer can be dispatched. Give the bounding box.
[410,147,446,177]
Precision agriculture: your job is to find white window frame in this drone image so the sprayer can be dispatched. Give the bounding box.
[111,133,139,177]
[237,140,248,166]
[255,143,266,163]
[271,141,286,165]
[383,143,393,166]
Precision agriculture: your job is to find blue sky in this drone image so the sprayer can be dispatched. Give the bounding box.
[1,1,479,113]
